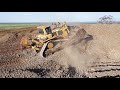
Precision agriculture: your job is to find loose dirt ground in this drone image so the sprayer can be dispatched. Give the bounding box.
[0,24,120,78]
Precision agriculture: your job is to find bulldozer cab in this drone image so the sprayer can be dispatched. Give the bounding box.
[52,23,70,38]
[36,22,69,40]
[37,26,52,35]
[37,26,53,40]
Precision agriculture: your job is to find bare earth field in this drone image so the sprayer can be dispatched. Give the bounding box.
[0,24,120,78]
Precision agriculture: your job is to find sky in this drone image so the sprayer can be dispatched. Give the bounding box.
[0,12,120,23]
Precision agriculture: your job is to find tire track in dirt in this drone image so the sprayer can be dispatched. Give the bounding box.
[87,61,120,78]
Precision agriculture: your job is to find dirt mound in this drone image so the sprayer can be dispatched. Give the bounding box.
[76,24,120,77]
[83,24,120,61]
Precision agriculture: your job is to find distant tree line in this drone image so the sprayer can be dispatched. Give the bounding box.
[98,15,116,24]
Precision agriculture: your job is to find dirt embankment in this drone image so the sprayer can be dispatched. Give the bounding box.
[79,24,120,77]
[81,24,120,62]
[0,24,120,78]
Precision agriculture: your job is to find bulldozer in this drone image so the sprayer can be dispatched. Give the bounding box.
[20,22,92,58]
[20,22,70,58]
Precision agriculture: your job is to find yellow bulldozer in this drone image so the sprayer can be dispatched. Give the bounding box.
[20,22,92,58]
[20,22,70,58]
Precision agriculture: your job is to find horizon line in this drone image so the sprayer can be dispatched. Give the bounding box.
[0,21,97,23]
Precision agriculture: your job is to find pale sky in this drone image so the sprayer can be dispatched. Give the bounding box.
[0,12,119,22]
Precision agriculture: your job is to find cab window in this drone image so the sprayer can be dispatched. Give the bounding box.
[45,27,52,34]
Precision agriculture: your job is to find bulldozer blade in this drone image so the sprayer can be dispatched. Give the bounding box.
[39,41,50,58]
